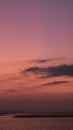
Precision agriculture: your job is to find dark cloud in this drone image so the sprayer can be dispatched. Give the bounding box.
[42,81,70,87]
[25,67,43,73]
[21,64,73,78]
[48,64,73,77]
[34,59,50,63]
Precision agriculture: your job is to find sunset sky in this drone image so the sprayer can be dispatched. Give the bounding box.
[0,0,73,113]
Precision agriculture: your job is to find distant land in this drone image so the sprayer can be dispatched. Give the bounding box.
[13,112,73,118]
[0,111,73,118]
[13,114,73,118]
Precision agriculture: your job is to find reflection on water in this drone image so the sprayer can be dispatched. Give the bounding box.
[0,115,73,130]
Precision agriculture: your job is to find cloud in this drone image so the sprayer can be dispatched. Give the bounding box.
[34,59,50,63]
[29,59,52,63]
[42,81,70,87]
[25,67,42,73]
[28,57,65,64]
[21,64,73,78]
[48,64,73,77]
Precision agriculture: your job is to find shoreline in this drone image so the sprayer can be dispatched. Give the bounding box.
[13,114,73,118]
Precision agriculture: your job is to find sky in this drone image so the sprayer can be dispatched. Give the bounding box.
[0,0,73,113]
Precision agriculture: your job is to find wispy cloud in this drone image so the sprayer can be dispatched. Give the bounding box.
[28,57,65,64]
[42,81,70,87]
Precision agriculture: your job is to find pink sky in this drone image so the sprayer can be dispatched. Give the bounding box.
[0,0,73,112]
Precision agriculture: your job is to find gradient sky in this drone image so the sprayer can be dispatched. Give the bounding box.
[0,0,73,112]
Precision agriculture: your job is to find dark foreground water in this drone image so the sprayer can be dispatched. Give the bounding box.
[0,115,73,130]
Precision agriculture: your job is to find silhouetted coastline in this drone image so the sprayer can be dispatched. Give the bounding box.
[0,111,73,118]
[13,113,73,118]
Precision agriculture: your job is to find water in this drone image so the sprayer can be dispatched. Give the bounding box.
[0,115,73,130]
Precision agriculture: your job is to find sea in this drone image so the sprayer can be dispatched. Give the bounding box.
[0,115,73,130]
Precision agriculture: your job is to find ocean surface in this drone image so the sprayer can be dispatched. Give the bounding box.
[0,115,73,130]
